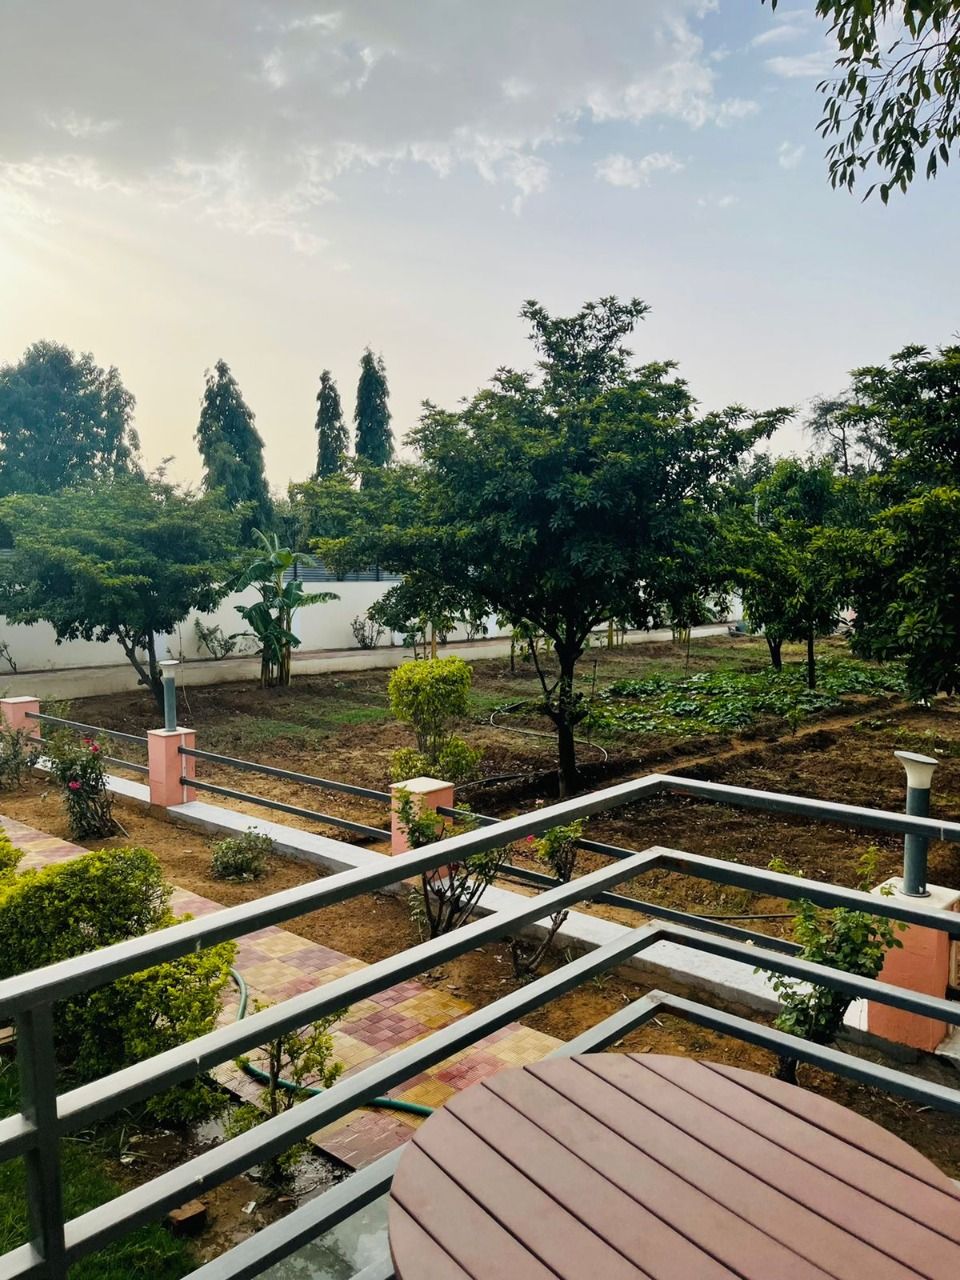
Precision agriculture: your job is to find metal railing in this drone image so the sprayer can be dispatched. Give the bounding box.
[177,744,392,841]
[3,773,960,1280]
[24,712,150,777]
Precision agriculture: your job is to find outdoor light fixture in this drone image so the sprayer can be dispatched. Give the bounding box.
[159,659,180,732]
[894,749,939,897]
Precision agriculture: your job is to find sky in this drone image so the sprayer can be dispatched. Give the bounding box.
[1,0,958,489]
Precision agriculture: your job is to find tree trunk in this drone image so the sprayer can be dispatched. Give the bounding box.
[806,624,816,690]
[555,651,580,798]
[774,1054,799,1085]
[766,635,783,672]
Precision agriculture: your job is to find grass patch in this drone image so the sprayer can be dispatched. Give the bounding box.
[0,1064,193,1279]
[585,659,905,738]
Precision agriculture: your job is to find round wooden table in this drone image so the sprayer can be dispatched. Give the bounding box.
[388,1053,960,1279]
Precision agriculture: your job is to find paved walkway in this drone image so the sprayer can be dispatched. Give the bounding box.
[2,626,730,699]
[1,814,560,1169]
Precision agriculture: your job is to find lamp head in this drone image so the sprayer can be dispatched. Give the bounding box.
[894,750,938,791]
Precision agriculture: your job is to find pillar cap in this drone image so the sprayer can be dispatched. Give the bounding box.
[390,776,451,794]
[894,750,939,789]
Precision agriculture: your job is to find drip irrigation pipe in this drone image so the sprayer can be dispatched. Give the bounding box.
[228,969,433,1118]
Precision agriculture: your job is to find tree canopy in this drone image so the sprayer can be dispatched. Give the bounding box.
[354,349,393,479]
[336,298,789,794]
[0,341,140,497]
[196,359,273,533]
[766,1,960,198]
[0,476,238,708]
[314,369,349,478]
[840,344,960,694]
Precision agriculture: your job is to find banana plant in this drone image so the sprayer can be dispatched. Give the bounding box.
[231,531,337,687]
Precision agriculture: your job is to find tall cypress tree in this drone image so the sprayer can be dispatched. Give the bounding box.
[195,359,273,533]
[314,369,348,478]
[354,348,393,482]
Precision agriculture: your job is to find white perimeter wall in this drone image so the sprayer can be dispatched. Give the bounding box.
[0,582,510,673]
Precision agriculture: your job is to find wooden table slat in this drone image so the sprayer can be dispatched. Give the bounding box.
[707,1061,960,1192]
[387,1207,474,1280]
[444,1089,732,1280]
[390,1149,558,1280]
[413,1111,651,1280]
[634,1056,960,1244]
[389,1056,960,1280]
[492,1065,925,1280]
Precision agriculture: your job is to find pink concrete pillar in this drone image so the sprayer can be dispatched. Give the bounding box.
[867,879,960,1052]
[147,728,196,808]
[0,696,41,740]
[390,776,455,856]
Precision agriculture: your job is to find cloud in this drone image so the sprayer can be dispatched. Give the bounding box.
[766,50,835,79]
[777,141,805,170]
[0,1,749,251]
[596,152,685,188]
[697,192,738,209]
[751,22,807,49]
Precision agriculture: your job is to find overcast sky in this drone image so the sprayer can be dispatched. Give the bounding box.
[1,1,957,488]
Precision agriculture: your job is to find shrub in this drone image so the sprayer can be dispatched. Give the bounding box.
[228,1001,343,1186]
[45,731,117,840]
[387,656,481,780]
[394,790,503,937]
[211,830,273,882]
[0,831,21,876]
[0,725,38,792]
[511,821,583,977]
[350,614,384,649]
[389,737,481,786]
[194,618,240,660]
[767,849,904,1084]
[0,846,234,1120]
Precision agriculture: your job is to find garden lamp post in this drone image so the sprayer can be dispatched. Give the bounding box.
[895,750,938,897]
[160,660,180,732]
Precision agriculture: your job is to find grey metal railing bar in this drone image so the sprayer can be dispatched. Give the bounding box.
[181,777,390,842]
[60,921,664,1265]
[180,1150,401,1280]
[657,772,960,843]
[24,714,147,748]
[497,861,802,955]
[660,991,960,1116]
[54,850,664,1135]
[0,774,667,1018]
[13,1005,66,1280]
[178,746,391,803]
[31,738,149,776]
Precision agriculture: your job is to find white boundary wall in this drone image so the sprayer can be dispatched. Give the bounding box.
[0,583,511,673]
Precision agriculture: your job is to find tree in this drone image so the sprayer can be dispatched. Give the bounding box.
[0,476,238,710]
[196,359,273,533]
[0,341,139,497]
[765,1,960,199]
[231,531,337,688]
[314,369,349,478]
[842,343,960,694]
[354,349,393,480]
[733,457,848,687]
[347,299,789,795]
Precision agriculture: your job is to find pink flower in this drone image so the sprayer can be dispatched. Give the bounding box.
[88,743,100,754]
[526,835,536,844]
[68,780,81,791]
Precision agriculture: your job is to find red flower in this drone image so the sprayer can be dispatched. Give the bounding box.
[526,834,536,844]
[68,780,81,791]
[88,743,101,754]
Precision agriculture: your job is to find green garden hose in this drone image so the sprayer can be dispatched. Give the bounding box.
[228,968,434,1118]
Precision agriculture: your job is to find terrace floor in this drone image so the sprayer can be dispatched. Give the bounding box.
[0,813,560,1168]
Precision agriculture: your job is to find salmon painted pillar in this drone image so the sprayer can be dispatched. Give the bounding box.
[867,878,960,1052]
[147,728,196,808]
[390,776,454,855]
[0,696,41,740]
